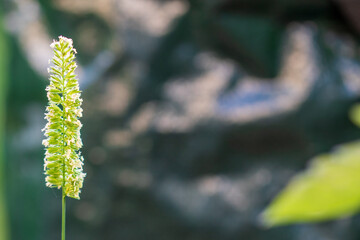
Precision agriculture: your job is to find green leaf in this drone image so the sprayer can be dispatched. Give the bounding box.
[54,50,62,60]
[65,74,76,80]
[48,136,59,145]
[63,47,71,56]
[47,131,61,138]
[262,141,360,227]
[49,88,61,94]
[50,66,62,76]
[46,155,61,162]
[51,58,61,67]
[46,167,62,175]
[50,76,61,84]
[350,104,360,127]
[48,93,61,103]
[49,104,62,113]
[65,82,78,89]
[49,122,61,130]
[54,44,62,52]
[67,89,81,95]
[47,147,61,154]
[62,41,69,50]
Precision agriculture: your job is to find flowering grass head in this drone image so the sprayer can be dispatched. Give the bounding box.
[42,36,85,199]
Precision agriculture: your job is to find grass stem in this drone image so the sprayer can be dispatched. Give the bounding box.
[62,189,66,240]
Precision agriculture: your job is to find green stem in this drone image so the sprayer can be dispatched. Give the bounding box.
[61,41,66,240]
[62,189,66,240]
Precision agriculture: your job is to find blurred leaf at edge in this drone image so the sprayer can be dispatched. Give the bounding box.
[0,9,9,240]
[262,136,360,227]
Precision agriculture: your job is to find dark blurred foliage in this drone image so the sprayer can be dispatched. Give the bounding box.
[3,0,360,239]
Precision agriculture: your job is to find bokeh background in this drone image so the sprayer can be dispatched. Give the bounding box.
[2,0,360,239]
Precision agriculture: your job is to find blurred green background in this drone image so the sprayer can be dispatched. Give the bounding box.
[3,0,360,239]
